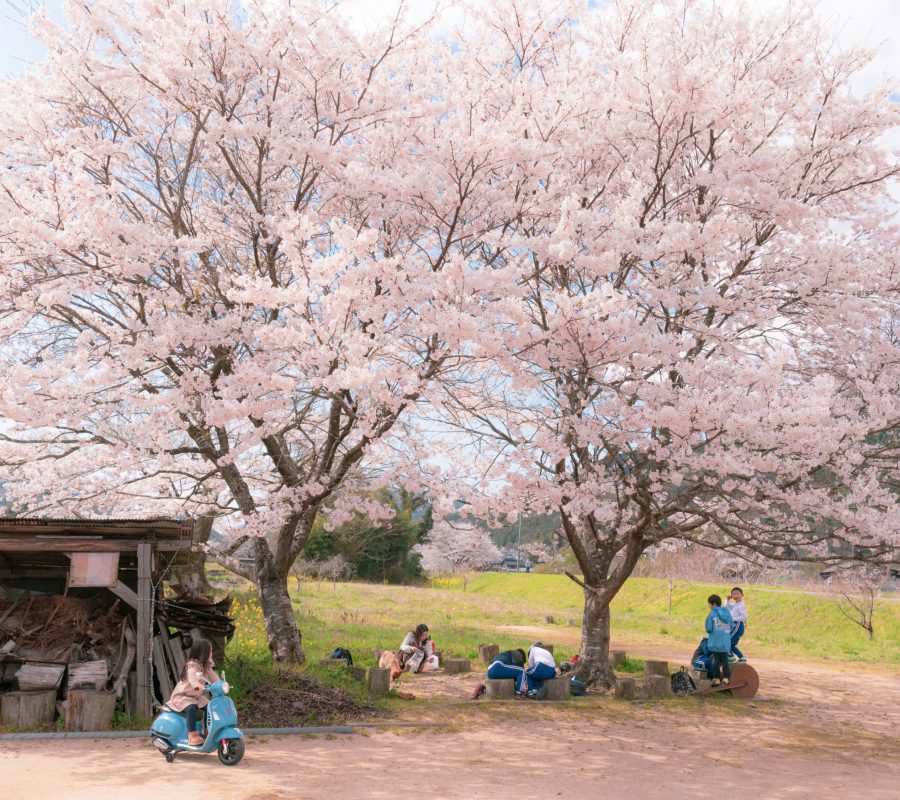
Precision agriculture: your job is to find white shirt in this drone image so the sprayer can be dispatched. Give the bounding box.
[527,646,556,670]
[726,599,748,623]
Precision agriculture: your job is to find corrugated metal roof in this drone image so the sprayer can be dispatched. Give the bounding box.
[0,517,190,527]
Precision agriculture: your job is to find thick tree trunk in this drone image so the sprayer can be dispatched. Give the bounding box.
[254,538,305,664]
[171,516,214,596]
[574,587,617,689]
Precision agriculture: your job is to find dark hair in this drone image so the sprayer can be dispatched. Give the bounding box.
[731,587,743,595]
[413,623,429,640]
[180,638,213,681]
[514,649,526,663]
[531,642,543,650]
[708,594,722,607]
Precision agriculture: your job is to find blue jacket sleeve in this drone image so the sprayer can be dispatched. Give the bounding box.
[704,612,713,634]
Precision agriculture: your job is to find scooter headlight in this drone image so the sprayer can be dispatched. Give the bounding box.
[222,681,230,694]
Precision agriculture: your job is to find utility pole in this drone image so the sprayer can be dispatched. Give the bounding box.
[516,518,522,570]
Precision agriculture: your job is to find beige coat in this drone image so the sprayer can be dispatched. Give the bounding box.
[166,660,220,711]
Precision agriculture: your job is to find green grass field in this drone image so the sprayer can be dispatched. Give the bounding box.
[223,571,899,670]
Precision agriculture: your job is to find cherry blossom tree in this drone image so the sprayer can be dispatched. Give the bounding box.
[414,521,501,589]
[431,0,899,685]
[0,0,525,662]
[1,0,897,681]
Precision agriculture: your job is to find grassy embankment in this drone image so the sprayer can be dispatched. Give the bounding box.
[224,571,900,673]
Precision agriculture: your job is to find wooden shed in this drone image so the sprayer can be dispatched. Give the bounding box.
[0,518,193,717]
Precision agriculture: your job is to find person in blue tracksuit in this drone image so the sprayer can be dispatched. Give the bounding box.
[690,637,714,679]
[525,643,557,695]
[486,648,527,694]
[705,595,733,686]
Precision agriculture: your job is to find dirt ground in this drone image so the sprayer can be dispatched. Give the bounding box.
[2,640,898,800]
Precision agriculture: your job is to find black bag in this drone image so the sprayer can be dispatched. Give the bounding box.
[330,647,353,666]
[671,666,695,696]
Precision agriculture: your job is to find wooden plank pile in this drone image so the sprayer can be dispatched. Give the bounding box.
[0,587,233,730]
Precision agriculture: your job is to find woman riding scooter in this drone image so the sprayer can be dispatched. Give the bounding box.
[166,639,219,745]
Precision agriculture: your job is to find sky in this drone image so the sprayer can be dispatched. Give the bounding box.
[0,0,897,92]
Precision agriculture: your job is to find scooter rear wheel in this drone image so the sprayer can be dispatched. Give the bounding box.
[217,738,245,766]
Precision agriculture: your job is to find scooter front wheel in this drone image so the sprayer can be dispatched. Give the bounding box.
[217,738,245,766]
[164,751,177,763]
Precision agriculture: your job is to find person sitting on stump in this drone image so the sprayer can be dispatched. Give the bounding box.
[485,647,527,694]
[166,638,219,746]
[704,595,733,687]
[525,642,557,698]
[398,623,439,673]
[690,636,714,679]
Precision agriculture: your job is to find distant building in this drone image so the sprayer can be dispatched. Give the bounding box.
[489,552,532,573]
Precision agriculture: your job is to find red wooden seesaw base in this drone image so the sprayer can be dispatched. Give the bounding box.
[701,663,759,699]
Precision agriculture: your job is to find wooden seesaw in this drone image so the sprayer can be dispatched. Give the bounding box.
[690,663,759,699]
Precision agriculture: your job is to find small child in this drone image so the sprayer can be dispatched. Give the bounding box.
[166,638,219,745]
[726,587,748,662]
[704,594,733,687]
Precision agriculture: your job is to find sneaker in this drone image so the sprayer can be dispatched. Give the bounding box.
[711,679,721,688]
[187,731,204,746]
[727,654,738,663]
[722,678,730,686]
[737,657,747,663]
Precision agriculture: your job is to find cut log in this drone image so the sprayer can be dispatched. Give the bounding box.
[609,650,627,668]
[614,678,636,701]
[0,690,57,728]
[65,690,117,732]
[67,661,108,691]
[645,675,672,699]
[16,662,66,691]
[542,615,555,624]
[643,660,669,677]
[477,644,500,664]
[367,667,390,694]
[444,658,471,674]
[485,678,515,699]
[543,676,571,701]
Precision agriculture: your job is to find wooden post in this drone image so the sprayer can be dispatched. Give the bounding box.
[614,678,636,701]
[543,676,571,701]
[349,666,367,683]
[444,658,471,674]
[609,650,627,668]
[645,675,672,699]
[643,659,669,677]
[485,678,515,699]
[367,667,391,693]
[477,644,500,664]
[136,540,153,717]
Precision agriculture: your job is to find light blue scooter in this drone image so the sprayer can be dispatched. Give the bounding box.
[150,673,245,765]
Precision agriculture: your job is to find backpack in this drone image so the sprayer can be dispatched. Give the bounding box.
[671,666,695,696]
[330,647,353,666]
[569,678,586,696]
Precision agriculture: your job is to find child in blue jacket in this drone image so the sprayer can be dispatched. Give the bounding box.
[705,594,733,686]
